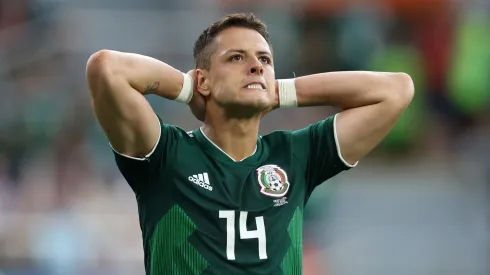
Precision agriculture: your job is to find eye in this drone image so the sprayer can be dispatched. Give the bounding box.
[229,54,243,62]
[259,56,272,64]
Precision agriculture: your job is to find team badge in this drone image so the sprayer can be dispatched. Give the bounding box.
[256,165,290,197]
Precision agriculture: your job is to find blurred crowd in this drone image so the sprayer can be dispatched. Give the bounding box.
[0,0,489,274]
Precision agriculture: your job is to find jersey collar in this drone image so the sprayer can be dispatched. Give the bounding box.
[193,127,262,165]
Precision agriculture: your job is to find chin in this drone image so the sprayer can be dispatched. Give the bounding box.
[243,100,270,111]
[241,95,270,108]
[225,101,269,117]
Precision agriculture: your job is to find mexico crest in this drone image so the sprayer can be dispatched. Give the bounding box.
[256,165,290,197]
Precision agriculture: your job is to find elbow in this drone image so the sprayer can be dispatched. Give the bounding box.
[396,73,415,99]
[387,72,414,108]
[86,50,117,97]
[86,50,115,77]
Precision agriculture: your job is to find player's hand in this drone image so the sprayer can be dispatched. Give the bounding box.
[187,69,206,122]
[260,80,280,118]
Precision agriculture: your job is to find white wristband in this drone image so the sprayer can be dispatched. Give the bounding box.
[175,72,194,104]
[277,78,298,108]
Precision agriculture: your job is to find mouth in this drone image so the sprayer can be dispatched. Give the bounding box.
[244,82,266,90]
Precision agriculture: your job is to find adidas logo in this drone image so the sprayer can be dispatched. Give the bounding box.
[188,173,213,191]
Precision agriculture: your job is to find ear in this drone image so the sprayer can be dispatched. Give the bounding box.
[196,69,211,97]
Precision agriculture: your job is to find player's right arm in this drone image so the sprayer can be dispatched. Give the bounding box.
[86,50,185,158]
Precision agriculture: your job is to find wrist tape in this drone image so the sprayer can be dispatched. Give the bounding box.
[277,78,298,108]
[175,72,194,104]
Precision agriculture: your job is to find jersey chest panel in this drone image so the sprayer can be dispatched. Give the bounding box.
[165,141,305,212]
[149,140,306,273]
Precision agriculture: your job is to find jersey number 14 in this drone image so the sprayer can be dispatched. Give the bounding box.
[219,210,267,260]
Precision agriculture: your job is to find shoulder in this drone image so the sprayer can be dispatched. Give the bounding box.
[260,130,301,160]
[261,130,293,146]
[157,117,198,145]
[261,129,292,139]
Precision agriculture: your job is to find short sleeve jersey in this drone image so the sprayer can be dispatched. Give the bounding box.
[113,114,354,275]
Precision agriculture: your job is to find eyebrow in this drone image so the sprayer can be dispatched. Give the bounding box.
[223,49,272,57]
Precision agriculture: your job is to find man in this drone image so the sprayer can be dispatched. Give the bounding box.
[86,13,413,275]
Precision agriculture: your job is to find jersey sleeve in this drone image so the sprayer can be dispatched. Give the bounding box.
[111,114,180,195]
[292,114,357,196]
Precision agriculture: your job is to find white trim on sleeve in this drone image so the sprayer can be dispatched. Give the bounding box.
[110,114,162,161]
[333,114,359,168]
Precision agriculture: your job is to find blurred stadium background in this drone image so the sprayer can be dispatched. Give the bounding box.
[0,0,489,274]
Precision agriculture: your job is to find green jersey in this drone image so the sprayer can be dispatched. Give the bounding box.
[113,114,352,275]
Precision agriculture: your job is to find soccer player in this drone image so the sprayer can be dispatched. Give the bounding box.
[86,13,413,275]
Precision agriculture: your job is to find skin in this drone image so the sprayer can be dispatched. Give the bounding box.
[86,25,414,165]
[192,27,279,161]
[188,27,414,164]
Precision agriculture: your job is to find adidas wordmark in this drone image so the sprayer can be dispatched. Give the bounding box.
[188,173,213,191]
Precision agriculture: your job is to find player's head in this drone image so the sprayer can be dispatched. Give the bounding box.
[193,13,275,118]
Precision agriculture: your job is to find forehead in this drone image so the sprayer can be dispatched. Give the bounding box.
[214,27,271,54]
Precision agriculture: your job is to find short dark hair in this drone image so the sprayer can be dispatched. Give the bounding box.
[193,13,271,70]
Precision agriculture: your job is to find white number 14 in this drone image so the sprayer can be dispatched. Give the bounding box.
[219,210,267,260]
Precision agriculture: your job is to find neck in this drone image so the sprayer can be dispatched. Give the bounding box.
[202,108,261,162]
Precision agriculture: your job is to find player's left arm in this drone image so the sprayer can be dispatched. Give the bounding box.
[292,71,414,165]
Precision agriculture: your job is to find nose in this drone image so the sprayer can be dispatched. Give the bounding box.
[249,58,264,76]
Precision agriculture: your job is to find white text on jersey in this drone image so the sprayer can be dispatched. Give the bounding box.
[188,173,213,191]
[273,197,288,207]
